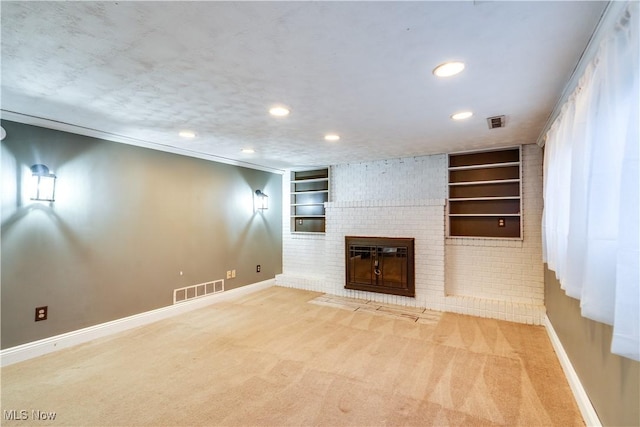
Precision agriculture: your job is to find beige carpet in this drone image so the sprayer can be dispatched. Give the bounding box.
[0,286,583,426]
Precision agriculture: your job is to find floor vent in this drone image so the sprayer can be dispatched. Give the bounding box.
[487,115,506,129]
[173,279,224,304]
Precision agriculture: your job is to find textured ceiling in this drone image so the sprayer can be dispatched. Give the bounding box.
[1,1,606,172]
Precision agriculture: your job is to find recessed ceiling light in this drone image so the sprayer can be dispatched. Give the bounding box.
[179,130,196,138]
[324,134,340,141]
[433,61,465,78]
[451,111,473,120]
[241,148,255,154]
[269,106,290,117]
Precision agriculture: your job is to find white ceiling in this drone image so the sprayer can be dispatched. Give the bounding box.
[1,1,607,172]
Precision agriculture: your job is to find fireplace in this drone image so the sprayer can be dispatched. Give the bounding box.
[345,236,415,297]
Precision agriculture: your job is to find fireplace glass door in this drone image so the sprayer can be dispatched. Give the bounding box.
[345,237,415,297]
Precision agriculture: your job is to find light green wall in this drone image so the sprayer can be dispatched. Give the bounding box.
[545,265,639,426]
[1,120,282,349]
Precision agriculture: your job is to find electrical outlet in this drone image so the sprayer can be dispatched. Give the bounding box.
[256,265,261,273]
[231,269,236,278]
[226,270,232,279]
[35,306,48,321]
[498,218,505,227]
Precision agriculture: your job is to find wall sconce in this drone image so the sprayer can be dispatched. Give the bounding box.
[254,189,269,210]
[30,164,57,202]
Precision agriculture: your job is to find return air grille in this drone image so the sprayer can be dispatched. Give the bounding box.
[173,279,224,304]
[487,115,506,129]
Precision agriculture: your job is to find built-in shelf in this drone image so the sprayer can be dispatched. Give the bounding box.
[448,178,520,186]
[290,168,329,233]
[291,177,329,184]
[449,196,520,202]
[448,147,522,238]
[449,213,521,217]
[448,161,520,171]
[291,190,330,195]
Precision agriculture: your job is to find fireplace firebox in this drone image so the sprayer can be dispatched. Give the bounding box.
[345,236,415,297]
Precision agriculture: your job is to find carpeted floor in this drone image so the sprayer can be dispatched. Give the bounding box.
[0,286,583,426]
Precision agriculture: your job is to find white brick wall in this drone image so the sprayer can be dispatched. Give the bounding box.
[277,144,545,324]
[331,155,447,201]
[323,199,446,309]
[281,234,326,282]
[281,175,327,281]
[445,144,545,306]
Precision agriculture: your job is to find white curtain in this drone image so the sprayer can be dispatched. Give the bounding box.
[542,2,639,361]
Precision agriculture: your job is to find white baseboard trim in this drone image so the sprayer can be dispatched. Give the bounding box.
[543,314,602,427]
[0,279,275,367]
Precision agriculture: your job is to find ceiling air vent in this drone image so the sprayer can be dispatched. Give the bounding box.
[487,115,506,129]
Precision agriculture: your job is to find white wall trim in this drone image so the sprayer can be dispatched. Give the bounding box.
[0,110,285,175]
[543,314,602,427]
[0,279,275,367]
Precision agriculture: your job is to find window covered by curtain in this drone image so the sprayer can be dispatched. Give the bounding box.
[542,2,639,361]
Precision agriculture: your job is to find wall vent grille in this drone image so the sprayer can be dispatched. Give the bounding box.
[173,279,224,304]
[487,115,506,129]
